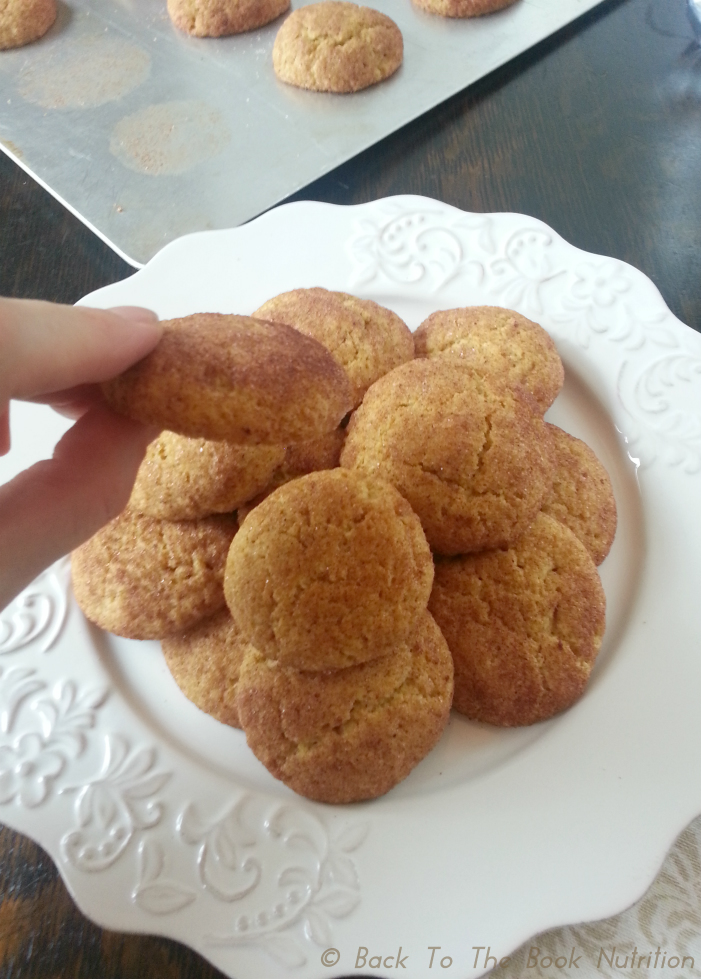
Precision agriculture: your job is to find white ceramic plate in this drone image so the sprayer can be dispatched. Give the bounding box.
[1,197,700,979]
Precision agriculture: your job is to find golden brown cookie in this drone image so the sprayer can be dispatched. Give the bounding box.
[429,513,606,726]
[254,288,413,407]
[414,306,563,413]
[225,469,434,671]
[161,609,249,728]
[129,431,286,521]
[412,0,519,17]
[236,611,453,803]
[71,509,238,640]
[541,425,617,565]
[272,2,403,94]
[102,313,353,445]
[341,359,554,555]
[0,0,56,50]
[168,0,289,35]
[237,427,347,524]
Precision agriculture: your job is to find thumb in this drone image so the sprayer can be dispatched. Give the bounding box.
[0,405,156,611]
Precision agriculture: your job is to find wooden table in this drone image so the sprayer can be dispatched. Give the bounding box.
[0,0,699,975]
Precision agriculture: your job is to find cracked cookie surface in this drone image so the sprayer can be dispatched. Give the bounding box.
[254,287,413,407]
[71,509,238,640]
[130,431,285,521]
[236,610,453,802]
[340,358,554,555]
[414,305,564,413]
[429,512,606,726]
[102,313,353,445]
[167,0,289,36]
[162,608,250,728]
[541,424,617,566]
[225,468,434,671]
[272,1,403,93]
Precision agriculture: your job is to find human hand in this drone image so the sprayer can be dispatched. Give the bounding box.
[0,297,163,611]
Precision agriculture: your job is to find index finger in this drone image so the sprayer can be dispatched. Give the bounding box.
[0,298,163,403]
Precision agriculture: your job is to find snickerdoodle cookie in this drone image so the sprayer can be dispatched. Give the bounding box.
[272,2,403,94]
[225,469,434,671]
[167,0,289,36]
[429,513,606,727]
[236,611,453,803]
[0,0,56,50]
[161,608,249,728]
[414,306,563,413]
[71,509,238,640]
[341,359,554,555]
[102,313,353,445]
[129,431,286,521]
[541,425,617,566]
[412,0,518,17]
[237,427,347,524]
[254,288,413,406]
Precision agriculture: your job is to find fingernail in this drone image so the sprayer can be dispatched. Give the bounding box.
[108,305,160,324]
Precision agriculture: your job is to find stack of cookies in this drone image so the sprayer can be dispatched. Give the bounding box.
[71,311,355,639]
[224,468,453,803]
[71,295,616,803]
[341,306,615,727]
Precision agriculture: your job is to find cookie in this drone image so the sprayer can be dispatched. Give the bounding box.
[161,609,249,728]
[341,359,554,555]
[129,431,286,521]
[414,306,563,413]
[541,425,617,565]
[0,0,56,50]
[102,313,353,445]
[71,509,238,639]
[272,2,403,94]
[225,468,434,671]
[254,288,413,406]
[236,611,453,803]
[429,513,606,726]
[237,427,347,524]
[412,0,519,17]
[167,0,289,36]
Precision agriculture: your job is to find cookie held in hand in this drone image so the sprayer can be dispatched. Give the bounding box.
[102,313,353,445]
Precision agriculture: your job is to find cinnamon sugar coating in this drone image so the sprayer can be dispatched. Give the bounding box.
[162,608,250,728]
[236,611,453,802]
[272,2,403,93]
[71,509,237,639]
[130,431,285,520]
[429,513,606,726]
[254,288,413,407]
[167,0,289,36]
[225,469,434,670]
[414,305,563,413]
[102,313,353,445]
[541,424,617,565]
[0,0,56,50]
[341,359,554,555]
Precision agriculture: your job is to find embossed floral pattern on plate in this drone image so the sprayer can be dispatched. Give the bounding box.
[0,198,699,979]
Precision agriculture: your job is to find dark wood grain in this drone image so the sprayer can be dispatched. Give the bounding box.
[0,0,699,976]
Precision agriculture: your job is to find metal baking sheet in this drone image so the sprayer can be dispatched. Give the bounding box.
[0,0,607,267]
